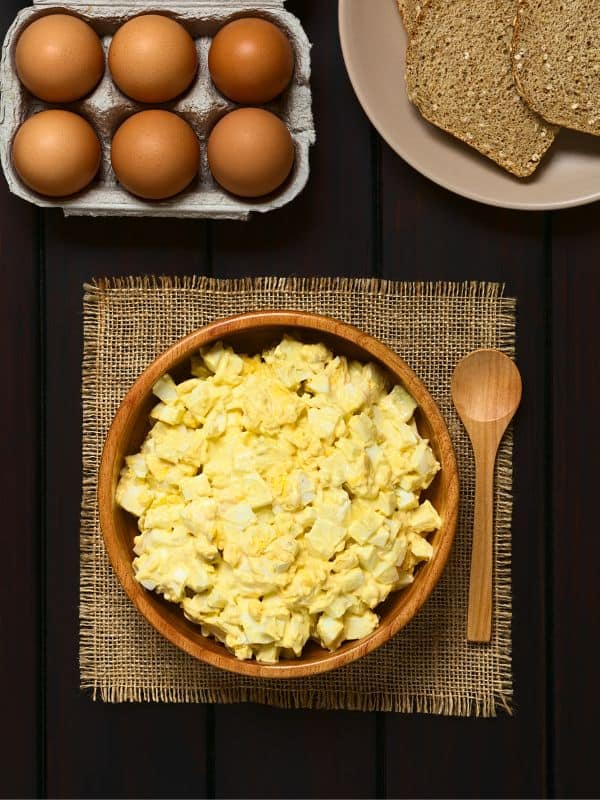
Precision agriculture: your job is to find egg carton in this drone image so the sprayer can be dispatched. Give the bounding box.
[0,0,314,219]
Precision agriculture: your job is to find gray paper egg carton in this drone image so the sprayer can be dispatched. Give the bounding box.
[0,0,314,219]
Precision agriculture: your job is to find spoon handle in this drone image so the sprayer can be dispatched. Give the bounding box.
[467,443,496,642]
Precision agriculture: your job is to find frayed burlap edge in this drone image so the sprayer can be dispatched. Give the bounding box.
[89,685,506,716]
[80,277,514,715]
[85,274,506,299]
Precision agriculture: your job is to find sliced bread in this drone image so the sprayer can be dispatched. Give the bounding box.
[513,0,600,136]
[405,0,558,177]
[397,0,422,33]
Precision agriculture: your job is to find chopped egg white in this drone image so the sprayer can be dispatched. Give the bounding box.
[116,335,442,663]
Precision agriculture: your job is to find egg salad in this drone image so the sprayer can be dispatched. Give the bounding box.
[116,336,442,663]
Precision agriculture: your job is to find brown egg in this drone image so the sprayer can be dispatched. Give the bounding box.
[12,110,101,197]
[207,108,294,197]
[208,17,294,104]
[108,15,197,103]
[111,110,200,200]
[15,14,104,103]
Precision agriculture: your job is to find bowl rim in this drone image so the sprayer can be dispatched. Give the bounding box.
[98,310,459,678]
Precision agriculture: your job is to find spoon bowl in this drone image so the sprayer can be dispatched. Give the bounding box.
[452,349,522,424]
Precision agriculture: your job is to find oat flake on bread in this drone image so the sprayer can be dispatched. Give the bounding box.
[405,0,559,177]
[513,0,600,136]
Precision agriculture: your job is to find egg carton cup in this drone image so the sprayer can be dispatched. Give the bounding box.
[0,0,314,219]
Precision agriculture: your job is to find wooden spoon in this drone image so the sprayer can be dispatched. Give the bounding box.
[451,349,522,642]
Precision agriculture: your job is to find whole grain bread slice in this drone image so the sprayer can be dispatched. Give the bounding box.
[513,0,600,135]
[405,0,558,177]
[397,0,422,33]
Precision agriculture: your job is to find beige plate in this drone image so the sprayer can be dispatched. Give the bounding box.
[338,0,600,211]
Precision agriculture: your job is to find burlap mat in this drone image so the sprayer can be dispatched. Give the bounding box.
[81,277,515,716]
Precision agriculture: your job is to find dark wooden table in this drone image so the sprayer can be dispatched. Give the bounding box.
[2,2,597,798]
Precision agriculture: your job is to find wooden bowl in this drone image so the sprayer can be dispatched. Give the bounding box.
[98,311,459,678]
